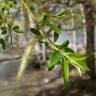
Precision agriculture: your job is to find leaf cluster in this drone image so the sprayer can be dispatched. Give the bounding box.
[30,11,89,86]
[0,0,89,86]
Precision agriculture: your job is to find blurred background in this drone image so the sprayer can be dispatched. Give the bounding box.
[0,0,96,96]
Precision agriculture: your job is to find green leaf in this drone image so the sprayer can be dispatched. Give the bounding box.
[57,40,69,49]
[13,26,19,30]
[43,14,48,22]
[13,26,22,33]
[2,30,7,34]
[54,10,71,18]
[1,27,7,34]
[30,28,41,36]
[0,38,6,49]
[48,22,61,34]
[68,56,89,71]
[77,67,82,77]
[64,53,89,72]
[74,60,89,71]
[48,50,62,71]
[64,47,74,53]
[54,32,59,42]
[0,3,10,9]
[9,3,16,8]
[38,13,48,23]
[68,53,86,60]
[62,57,69,86]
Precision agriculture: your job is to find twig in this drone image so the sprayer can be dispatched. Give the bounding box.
[21,0,38,25]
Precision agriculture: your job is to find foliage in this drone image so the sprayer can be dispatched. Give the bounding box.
[0,0,89,86]
[0,0,21,48]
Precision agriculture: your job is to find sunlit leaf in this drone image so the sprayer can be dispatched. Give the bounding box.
[74,60,89,71]
[68,53,87,60]
[62,57,69,86]
[48,50,62,71]
[68,55,89,71]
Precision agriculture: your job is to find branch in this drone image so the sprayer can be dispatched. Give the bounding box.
[21,0,38,25]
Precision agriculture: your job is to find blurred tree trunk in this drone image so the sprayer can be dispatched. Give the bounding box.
[76,0,96,79]
[83,2,96,79]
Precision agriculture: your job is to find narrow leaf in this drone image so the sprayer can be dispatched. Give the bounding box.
[58,40,69,49]
[75,60,89,71]
[77,67,82,77]
[68,53,86,60]
[62,57,69,86]
[64,47,74,53]
[38,13,48,23]
[69,57,89,71]
[48,50,62,71]
[55,10,71,18]
[54,32,59,42]
[0,38,6,49]
[43,14,48,22]
[30,28,41,36]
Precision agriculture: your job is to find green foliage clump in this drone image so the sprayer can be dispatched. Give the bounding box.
[0,0,89,86]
